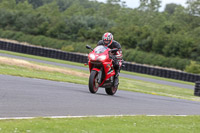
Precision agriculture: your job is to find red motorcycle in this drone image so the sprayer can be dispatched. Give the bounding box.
[86,45,121,95]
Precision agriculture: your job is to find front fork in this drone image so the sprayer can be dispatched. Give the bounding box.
[97,68,103,84]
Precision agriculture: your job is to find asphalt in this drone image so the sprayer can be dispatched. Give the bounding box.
[0,74,200,118]
[0,53,194,89]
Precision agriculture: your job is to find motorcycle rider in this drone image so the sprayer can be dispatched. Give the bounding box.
[97,32,123,87]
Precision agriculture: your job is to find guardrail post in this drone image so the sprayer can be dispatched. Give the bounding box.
[194,81,200,96]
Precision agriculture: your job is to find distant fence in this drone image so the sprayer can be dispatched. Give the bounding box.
[0,40,200,83]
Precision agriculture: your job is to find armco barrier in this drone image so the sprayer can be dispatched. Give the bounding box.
[194,81,200,96]
[121,62,200,82]
[0,41,200,83]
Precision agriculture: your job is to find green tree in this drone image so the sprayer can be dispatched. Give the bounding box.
[164,3,180,14]
[139,0,161,12]
[187,0,200,16]
[162,34,194,58]
[15,0,33,11]
[28,0,44,8]
[185,61,200,74]
[0,0,16,9]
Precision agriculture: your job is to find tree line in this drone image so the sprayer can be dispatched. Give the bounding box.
[0,0,199,73]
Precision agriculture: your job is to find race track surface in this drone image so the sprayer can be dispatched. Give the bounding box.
[0,75,200,118]
[0,53,194,89]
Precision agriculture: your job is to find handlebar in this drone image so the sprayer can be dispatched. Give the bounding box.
[109,48,119,53]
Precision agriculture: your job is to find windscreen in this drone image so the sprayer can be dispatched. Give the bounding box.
[94,45,107,54]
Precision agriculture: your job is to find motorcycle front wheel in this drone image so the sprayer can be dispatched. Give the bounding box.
[89,70,99,94]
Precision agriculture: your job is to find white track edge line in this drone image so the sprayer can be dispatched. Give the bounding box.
[0,115,189,120]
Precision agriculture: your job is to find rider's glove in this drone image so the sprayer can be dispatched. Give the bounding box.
[110,55,117,61]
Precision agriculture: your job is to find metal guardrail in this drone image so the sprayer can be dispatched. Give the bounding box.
[0,40,88,63]
[1,40,200,83]
[194,81,200,96]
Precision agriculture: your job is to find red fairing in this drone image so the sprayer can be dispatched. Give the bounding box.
[92,68,100,72]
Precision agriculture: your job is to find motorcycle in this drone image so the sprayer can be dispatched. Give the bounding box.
[86,45,121,95]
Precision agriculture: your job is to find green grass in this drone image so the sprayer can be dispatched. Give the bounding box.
[120,77,199,101]
[0,64,88,85]
[0,116,200,133]
[0,49,194,86]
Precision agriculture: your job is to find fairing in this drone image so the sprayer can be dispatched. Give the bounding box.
[88,46,116,87]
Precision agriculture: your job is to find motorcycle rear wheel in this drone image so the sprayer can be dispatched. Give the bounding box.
[105,86,118,95]
[89,70,99,94]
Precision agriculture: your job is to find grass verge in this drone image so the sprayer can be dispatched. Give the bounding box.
[0,50,194,86]
[0,56,199,101]
[0,50,86,67]
[0,57,88,85]
[0,116,200,133]
[120,77,199,101]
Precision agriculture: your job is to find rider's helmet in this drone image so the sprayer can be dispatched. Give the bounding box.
[102,32,113,47]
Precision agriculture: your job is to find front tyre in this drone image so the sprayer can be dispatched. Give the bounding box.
[89,70,99,94]
[105,86,118,95]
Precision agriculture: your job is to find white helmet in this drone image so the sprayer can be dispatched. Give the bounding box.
[102,32,113,47]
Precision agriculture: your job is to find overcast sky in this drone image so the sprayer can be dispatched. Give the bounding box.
[95,0,188,11]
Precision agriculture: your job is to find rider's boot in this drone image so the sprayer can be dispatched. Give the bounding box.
[114,69,119,87]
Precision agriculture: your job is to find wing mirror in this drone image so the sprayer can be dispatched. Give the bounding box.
[86,45,93,51]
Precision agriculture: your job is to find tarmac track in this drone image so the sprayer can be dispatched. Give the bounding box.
[0,74,200,118]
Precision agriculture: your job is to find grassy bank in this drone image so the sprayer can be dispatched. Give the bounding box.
[0,116,200,133]
[0,56,88,85]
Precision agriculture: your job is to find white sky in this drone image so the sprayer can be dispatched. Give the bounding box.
[95,0,187,11]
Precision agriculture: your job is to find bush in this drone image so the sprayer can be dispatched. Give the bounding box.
[0,29,71,49]
[61,45,74,52]
[185,61,200,74]
[72,42,96,53]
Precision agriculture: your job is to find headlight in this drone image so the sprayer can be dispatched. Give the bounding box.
[97,55,106,61]
[89,54,95,60]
